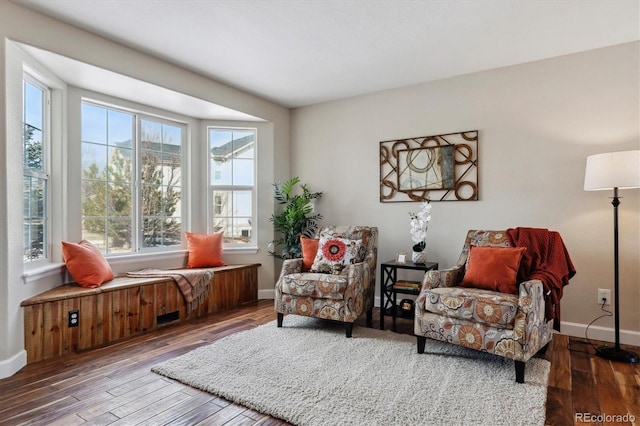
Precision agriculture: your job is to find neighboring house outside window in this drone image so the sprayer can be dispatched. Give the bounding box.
[209,128,256,247]
[81,101,184,254]
[23,75,49,263]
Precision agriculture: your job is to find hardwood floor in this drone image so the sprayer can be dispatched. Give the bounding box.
[1,300,638,425]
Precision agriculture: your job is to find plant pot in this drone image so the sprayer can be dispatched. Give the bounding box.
[412,250,427,264]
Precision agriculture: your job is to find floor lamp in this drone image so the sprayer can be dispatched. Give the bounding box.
[584,149,640,363]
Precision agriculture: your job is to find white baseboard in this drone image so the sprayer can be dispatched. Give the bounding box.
[0,350,26,379]
[560,321,640,346]
[259,289,275,300]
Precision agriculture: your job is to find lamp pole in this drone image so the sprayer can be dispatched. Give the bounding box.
[595,187,638,362]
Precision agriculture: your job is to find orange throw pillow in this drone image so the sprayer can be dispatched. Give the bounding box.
[300,236,319,272]
[460,246,526,294]
[185,231,226,268]
[61,240,114,288]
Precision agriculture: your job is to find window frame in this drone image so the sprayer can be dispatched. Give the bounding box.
[208,126,258,250]
[80,99,187,256]
[22,72,51,267]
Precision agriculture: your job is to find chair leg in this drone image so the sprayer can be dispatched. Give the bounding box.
[345,322,353,338]
[277,312,283,328]
[366,307,373,327]
[417,336,426,354]
[515,360,525,383]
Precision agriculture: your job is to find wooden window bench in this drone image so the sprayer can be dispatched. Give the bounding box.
[21,263,260,364]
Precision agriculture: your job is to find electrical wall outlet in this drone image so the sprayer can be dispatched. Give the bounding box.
[68,310,79,327]
[597,289,611,305]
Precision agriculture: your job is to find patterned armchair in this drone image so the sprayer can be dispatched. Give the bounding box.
[415,230,553,383]
[275,226,378,337]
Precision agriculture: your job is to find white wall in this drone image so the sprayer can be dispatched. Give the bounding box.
[0,1,290,378]
[291,42,640,344]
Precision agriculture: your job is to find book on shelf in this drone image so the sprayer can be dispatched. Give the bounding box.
[392,280,421,290]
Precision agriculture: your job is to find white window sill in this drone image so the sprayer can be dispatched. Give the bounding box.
[22,263,66,285]
[223,245,259,255]
[22,247,260,284]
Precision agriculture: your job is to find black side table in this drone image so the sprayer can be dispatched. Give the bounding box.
[380,260,438,331]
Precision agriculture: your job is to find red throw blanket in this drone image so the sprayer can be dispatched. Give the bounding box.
[506,227,576,331]
[126,268,213,314]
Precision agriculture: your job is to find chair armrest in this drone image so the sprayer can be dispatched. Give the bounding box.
[416,266,463,311]
[342,261,373,319]
[422,265,464,289]
[278,258,302,280]
[517,279,546,319]
[511,279,549,349]
[346,261,368,283]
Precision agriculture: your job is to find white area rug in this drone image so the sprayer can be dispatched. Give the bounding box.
[152,316,549,426]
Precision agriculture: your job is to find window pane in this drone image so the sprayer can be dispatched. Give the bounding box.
[212,190,232,217]
[107,146,133,183]
[162,218,182,246]
[108,109,133,147]
[164,185,181,217]
[82,180,107,217]
[140,118,183,250]
[210,129,232,150]
[233,191,252,216]
[82,219,106,250]
[164,158,182,185]
[107,219,132,253]
[234,217,252,242]
[233,132,254,159]
[24,219,45,261]
[141,119,162,146]
[142,217,182,248]
[82,103,107,144]
[211,159,232,185]
[24,81,43,130]
[209,128,256,246]
[141,150,163,181]
[23,78,47,263]
[22,176,46,261]
[107,182,132,218]
[163,124,182,147]
[232,158,254,185]
[23,81,44,172]
[23,127,43,171]
[82,142,107,178]
[212,217,231,237]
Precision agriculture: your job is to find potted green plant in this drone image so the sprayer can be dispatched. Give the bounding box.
[269,177,322,259]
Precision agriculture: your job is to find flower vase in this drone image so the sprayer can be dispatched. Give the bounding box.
[412,250,427,264]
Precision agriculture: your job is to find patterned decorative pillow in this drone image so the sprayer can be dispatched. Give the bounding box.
[310,236,364,274]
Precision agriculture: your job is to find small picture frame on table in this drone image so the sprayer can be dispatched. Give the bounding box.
[395,252,407,264]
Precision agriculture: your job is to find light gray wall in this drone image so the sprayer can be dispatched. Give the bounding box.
[0,1,289,377]
[291,42,640,343]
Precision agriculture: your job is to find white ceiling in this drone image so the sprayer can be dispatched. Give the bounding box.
[13,0,640,108]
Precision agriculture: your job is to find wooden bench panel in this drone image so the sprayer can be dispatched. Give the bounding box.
[22,264,260,364]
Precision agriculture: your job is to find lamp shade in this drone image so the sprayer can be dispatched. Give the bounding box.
[584,150,640,191]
